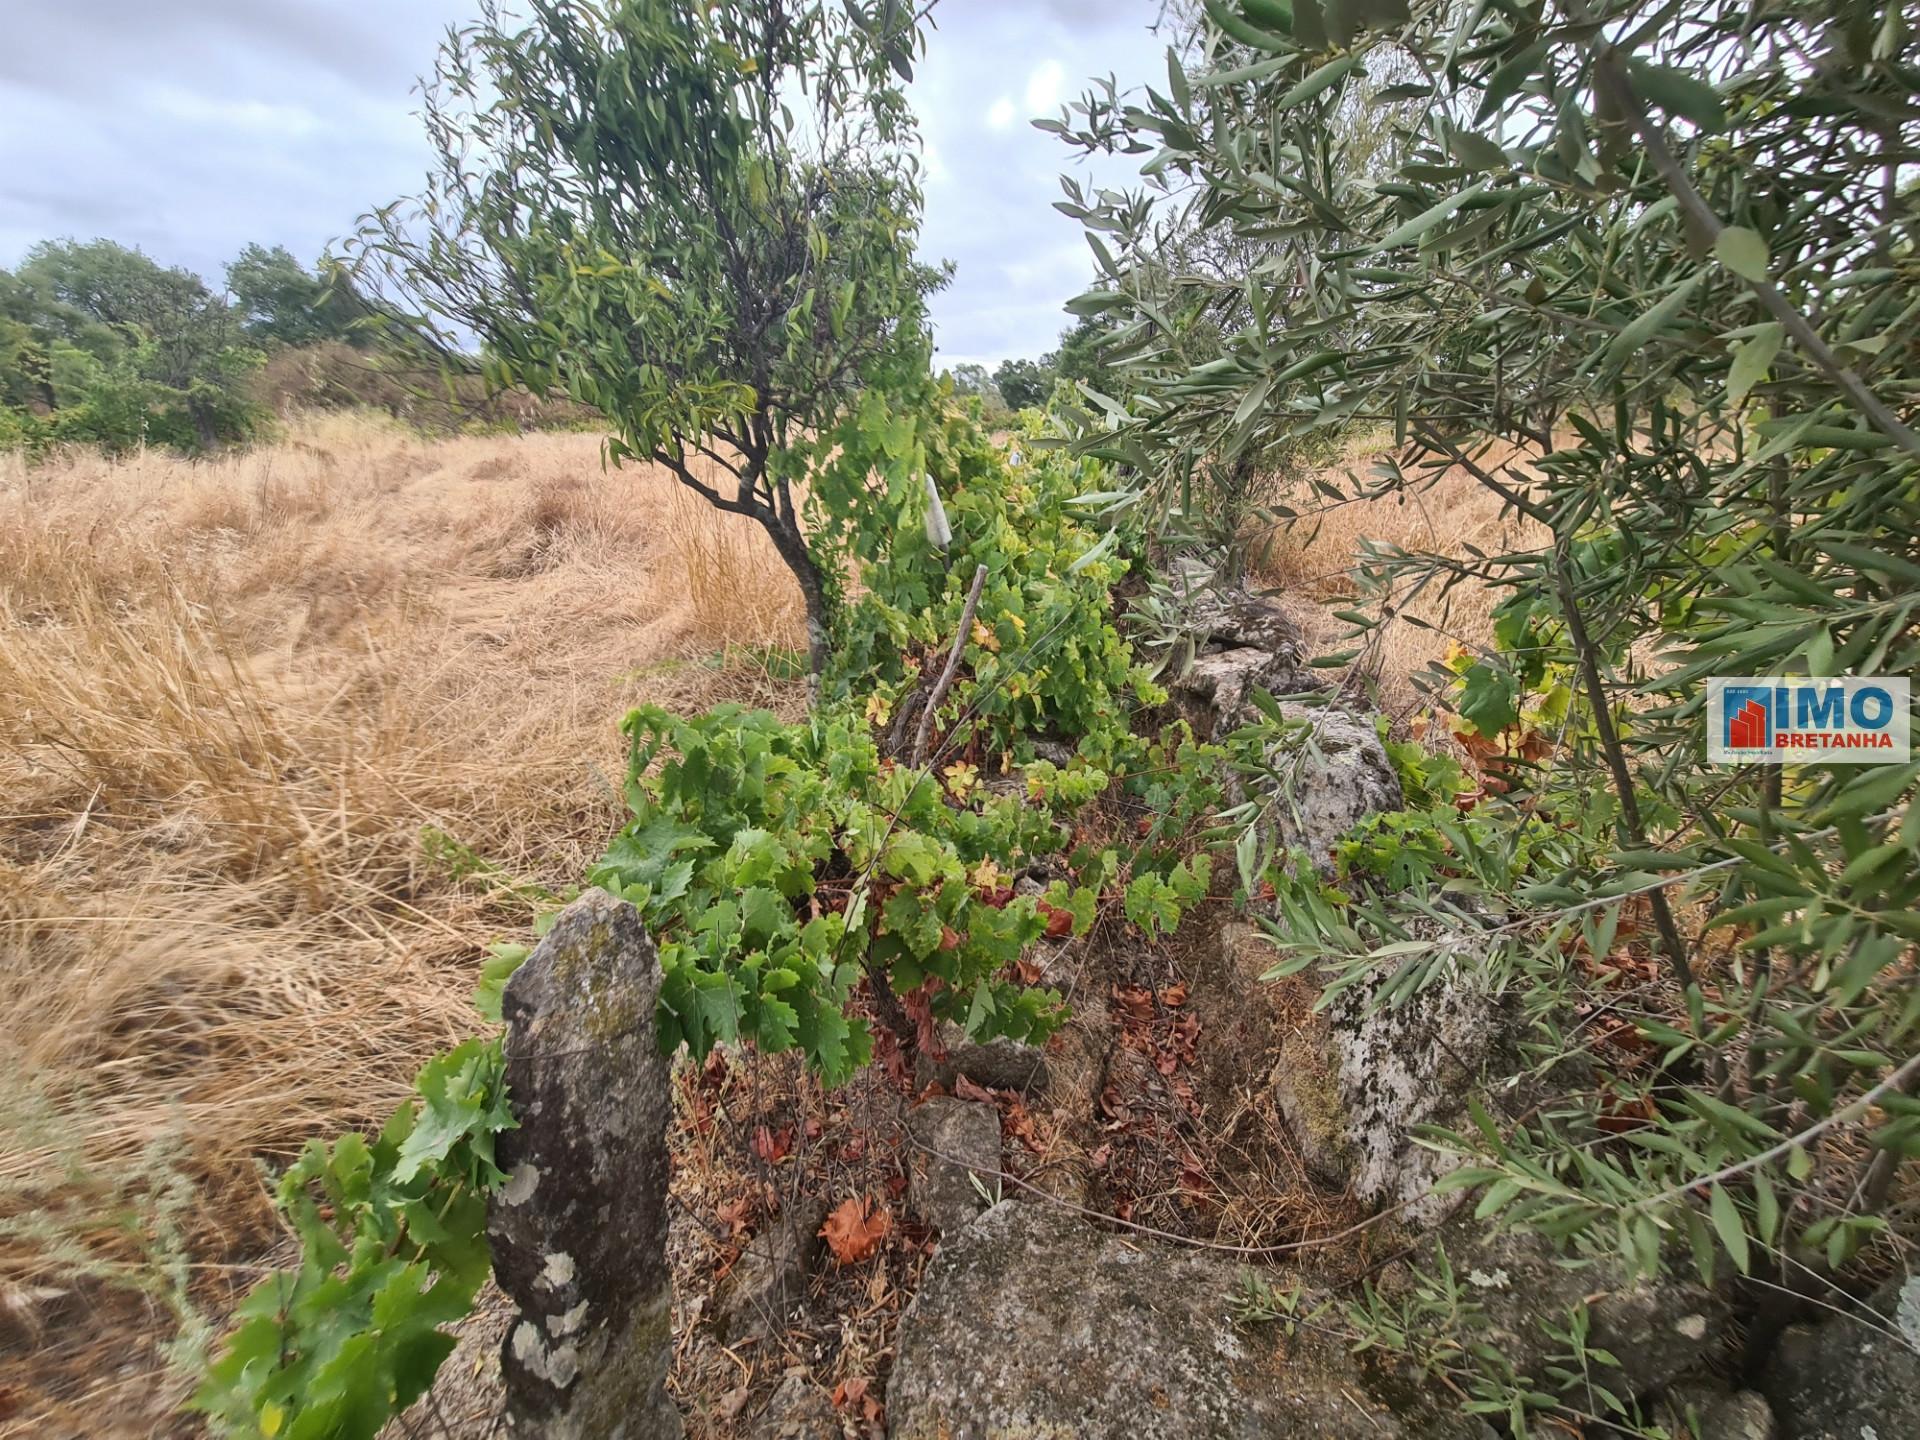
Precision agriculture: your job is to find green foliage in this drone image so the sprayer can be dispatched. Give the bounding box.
[593,702,1110,1084]
[191,8,1244,1432]
[0,240,264,454]
[0,404,53,458]
[354,0,944,672]
[942,361,1007,417]
[194,1034,516,1439]
[989,316,1123,414]
[226,244,374,348]
[1123,854,1211,938]
[992,356,1052,411]
[1061,0,1920,1344]
[1333,789,1577,898]
[1232,1242,1645,1436]
[420,825,561,917]
[802,398,1161,762]
[1378,723,1469,811]
[1342,1246,1642,1437]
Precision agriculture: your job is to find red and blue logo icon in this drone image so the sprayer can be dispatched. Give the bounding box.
[1722,687,1774,751]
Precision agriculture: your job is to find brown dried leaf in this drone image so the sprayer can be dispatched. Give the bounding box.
[751,1124,793,1165]
[821,1196,893,1265]
[952,1073,997,1105]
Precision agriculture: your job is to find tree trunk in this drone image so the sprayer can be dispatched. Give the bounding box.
[763,515,831,685]
[188,397,219,451]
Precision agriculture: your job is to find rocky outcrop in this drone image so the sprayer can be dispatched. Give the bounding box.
[750,1370,839,1439]
[1248,910,1515,1223]
[1262,703,1403,877]
[1165,559,1309,736]
[1323,945,1513,1224]
[1429,1227,1732,1401]
[1760,1271,1920,1440]
[488,889,683,1439]
[1171,557,1309,660]
[1690,1390,1777,1440]
[888,1200,1485,1440]
[906,1097,1003,1236]
[916,1021,1051,1096]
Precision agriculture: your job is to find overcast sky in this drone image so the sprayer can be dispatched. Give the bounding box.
[0,1,1171,368]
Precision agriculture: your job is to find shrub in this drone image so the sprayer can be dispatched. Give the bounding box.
[808,397,1161,763]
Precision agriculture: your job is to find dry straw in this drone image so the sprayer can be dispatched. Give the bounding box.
[0,412,804,1428]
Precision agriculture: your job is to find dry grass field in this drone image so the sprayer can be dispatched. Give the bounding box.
[1251,433,1541,719]
[0,413,1510,1434]
[0,413,807,1432]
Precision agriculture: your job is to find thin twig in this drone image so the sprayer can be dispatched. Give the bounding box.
[1632,1047,1920,1214]
[900,1119,1417,1259]
[910,563,988,769]
[1548,544,1696,994]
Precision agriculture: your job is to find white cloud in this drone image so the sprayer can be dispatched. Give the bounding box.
[149,85,323,138]
[3,0,1171,366]
[1025,59,1065,115]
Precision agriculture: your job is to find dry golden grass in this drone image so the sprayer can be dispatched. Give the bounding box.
[1249,435,1546,719]
[0,412,805,1434]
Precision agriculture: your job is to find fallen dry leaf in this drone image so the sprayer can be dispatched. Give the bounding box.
[751,1124,793,1165]
[833,1375,886,1425]
[715,1195,753,1239]
[1004,1097,1043,1154]
[821,1196,893,1265]
[952,1073,997,1105]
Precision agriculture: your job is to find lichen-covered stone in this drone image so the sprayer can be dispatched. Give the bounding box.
[1262,703,1403,877]
[1256,929,1517,1226]
[1175,646,1304,736]
[1269,1031,1353,1188]
[1324,948,1509,1225]
[488,888,683,1439]
[1169,557,1309,662]
[1701,1390,1777,1440]
[1164,559,1310,737]
[888,1200,1484,1440]
[907,1096,1002,1236]
[916,1021,1051,1096]
[751,1370,839,1439]
[1431,1227,1731,1402]
[1761,1272,1920,1440]
[714,1195,829,1345]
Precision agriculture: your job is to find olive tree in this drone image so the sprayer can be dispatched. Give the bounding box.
[355,0,944,675]
[1053,0,1920,1383]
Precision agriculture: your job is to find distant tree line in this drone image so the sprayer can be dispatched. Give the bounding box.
[0,238,382,455]
[943,313,1120,416]
[3,232,1121,458]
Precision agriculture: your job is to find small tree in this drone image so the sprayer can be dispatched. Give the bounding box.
[227,243,376,347]
[992,355,1053,410]
[14,240,259,449]
[355,0,944,675]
